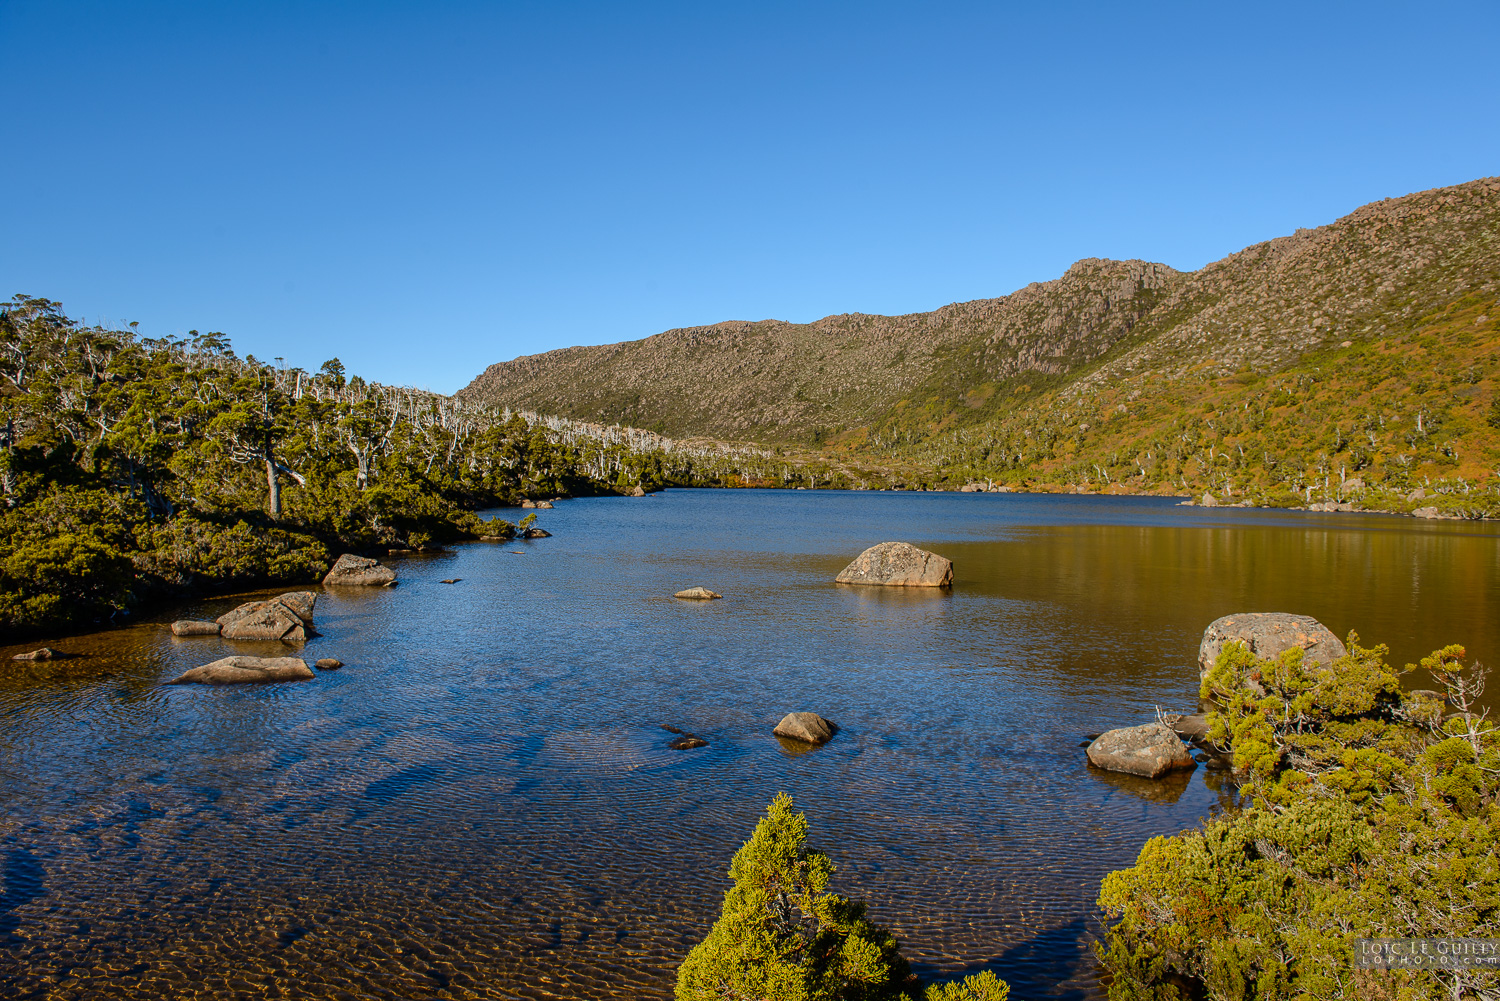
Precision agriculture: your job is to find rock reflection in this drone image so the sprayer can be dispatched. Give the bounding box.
[1084,764,1195,805]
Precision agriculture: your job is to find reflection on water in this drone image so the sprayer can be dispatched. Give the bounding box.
[1,491,1495,999]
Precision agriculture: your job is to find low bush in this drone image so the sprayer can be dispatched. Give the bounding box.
[1098,638,1499,1000]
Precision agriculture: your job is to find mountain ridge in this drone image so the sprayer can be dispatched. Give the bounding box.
[459,177,1500,507]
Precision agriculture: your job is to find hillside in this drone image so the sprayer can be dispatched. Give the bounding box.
[461,177,1500,512]
[459,258,1185,441]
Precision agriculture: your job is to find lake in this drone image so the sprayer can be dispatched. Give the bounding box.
[2,490,1497,999]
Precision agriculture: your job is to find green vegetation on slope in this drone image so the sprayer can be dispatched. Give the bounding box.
[677,793,1009,1001]
[869,291,1500,514]
[1098,639,1498,1000]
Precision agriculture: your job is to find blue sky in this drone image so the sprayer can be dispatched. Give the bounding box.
[3,2,1497,393]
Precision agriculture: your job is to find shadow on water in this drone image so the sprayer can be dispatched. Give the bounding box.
[914,916,1097,1001]
[0,847,45,942]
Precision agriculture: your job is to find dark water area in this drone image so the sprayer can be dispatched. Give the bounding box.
[2,490,1497,999]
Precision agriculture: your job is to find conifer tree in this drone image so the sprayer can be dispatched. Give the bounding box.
[676,793,1009,1001]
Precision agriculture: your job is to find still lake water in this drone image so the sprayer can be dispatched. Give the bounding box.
[2,490,1498,999]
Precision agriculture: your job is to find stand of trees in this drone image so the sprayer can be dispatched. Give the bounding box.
[0,296,686,637]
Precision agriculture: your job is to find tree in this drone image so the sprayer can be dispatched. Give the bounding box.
[677,794,1009,1001]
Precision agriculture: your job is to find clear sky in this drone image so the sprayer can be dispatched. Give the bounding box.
[3,2,1497,393]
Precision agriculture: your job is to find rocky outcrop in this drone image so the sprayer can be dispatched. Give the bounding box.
[523,527,551,538]
[536,500,555,509]
[166,656,315,685]
[774,712,836,745]
[628,485,646,497]
[217,592,318,643]
[171,619,221,637]
[674,587,721,600]
[835,542,953,587]
[1086,723,1196,778]
[521,499,537,508]
[1198,612,1346,682]
[322,554,397,587]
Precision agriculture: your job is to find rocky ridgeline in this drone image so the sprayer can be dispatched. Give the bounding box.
[1075,176,1500,392]
[457,259,1187,442]
[457,178,1499,451]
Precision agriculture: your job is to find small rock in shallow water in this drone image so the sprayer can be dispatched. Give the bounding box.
[523,527,551,538]
[439,578,462,584]
[660,724,685,734]
[774,712,836,745]
[167,656,314,685]
[674,587,721,600]
[669,734,709,750]
[11,648,61,662]
[171,620,222,637]
[1086,723,1196,778]
[314,658,343,670]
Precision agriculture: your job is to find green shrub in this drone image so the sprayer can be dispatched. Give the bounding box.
[1098,639,1499,1000]
[677,793,1010,1001]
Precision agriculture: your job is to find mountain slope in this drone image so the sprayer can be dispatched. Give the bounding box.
[460,177,1500,500]
[459,259,1184,441]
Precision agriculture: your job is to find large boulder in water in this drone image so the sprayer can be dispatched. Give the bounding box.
[773,712,837,745]
[1086,723,1196,778]
[1198,612,1346,682]
[217,593,317,642]
[322,554,397,587]
[835,542,953,587]
[166,656,314,685]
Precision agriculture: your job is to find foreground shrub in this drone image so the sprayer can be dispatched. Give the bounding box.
[1098,638,1499,1000]
[677,793,1009,1001]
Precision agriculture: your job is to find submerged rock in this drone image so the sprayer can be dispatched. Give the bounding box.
[773,712,837,745]
[171,619,222,637]
[166,656,315,685]
[835,541,953,587]
[11,647,63,662]
[322,553,397,587]
[674,587,721,600]
[1086,723,1196,778]
[669,734,709,750]
[1198,612,1346,683]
